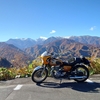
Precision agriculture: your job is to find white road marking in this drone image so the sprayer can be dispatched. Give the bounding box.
[86,79,94,83]
[14,84,23,90]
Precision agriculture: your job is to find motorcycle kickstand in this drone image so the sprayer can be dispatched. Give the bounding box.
[59,78,62,84]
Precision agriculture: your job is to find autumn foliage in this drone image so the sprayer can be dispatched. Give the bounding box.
[0,56,100,81]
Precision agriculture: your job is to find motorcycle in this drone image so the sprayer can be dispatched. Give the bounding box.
[31,51,91,83]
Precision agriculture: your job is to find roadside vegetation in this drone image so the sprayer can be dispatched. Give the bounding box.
[89,58,100,74]
[0,57,100,81]
[0,57,42,81]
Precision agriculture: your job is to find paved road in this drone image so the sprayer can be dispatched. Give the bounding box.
[0,75,100,100]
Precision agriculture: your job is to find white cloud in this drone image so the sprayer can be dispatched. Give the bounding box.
[50,30,56,34]
[90,26,96,31]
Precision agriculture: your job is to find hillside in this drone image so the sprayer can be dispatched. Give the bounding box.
[0,42,33,67]
[25,38,100,61]
[0,57,12,68]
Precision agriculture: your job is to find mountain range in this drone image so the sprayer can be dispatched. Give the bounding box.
[6,36,100,50]
[70,36,100,47]
[6,37,62,50]
[0,35,100,67]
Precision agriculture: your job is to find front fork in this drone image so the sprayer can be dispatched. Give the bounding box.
[41,65,47,75]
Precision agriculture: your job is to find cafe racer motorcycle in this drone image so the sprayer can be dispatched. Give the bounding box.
[31,51,91,83]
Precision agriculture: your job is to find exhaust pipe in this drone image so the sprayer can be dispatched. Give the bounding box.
[69,76,87,79]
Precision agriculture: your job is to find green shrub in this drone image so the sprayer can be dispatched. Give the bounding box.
[0,67,16,80]
[90,58,100,74]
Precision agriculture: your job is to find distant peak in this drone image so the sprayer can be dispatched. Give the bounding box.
[39,36,47,40]
[64,36,71,39]
[9,38,34,41]
[20,38,28,40]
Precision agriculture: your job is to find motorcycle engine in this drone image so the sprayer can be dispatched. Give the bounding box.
[51,65,66,78]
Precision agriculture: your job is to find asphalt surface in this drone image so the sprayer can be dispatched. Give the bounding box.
[0,75,100,100]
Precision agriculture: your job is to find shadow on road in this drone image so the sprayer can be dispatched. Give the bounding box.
[36,82,100,93]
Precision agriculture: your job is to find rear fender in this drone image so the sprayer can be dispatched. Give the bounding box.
[74,63,89,69]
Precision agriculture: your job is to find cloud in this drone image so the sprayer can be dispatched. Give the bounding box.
[50,30,56,34]
[90,26,96,31]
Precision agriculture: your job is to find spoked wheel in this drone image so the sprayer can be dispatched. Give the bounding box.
[73,65,89,82]
[31,68,48,83]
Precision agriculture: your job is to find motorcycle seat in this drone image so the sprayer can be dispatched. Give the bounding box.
[62,62,73,66]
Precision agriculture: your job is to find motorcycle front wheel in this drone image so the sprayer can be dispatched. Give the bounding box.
[73,65,89,82]
[31,68,48,83]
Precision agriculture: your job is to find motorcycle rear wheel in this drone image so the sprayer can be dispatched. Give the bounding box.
[73,65,89,82]
[31,68,48,83]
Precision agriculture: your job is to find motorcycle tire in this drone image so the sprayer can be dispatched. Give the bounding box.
[31,68,48,83]
[73,65,89,82]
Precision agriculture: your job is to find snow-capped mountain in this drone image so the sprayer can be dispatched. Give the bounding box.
[6,35,100,50]
[6,37,62,49]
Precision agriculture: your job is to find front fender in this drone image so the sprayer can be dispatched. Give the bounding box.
[33,66,43,71]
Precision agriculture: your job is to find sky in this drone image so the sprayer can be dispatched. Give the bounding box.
[0,0,100,41]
